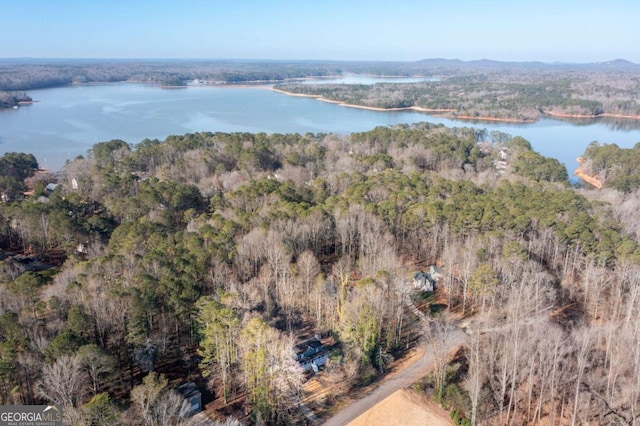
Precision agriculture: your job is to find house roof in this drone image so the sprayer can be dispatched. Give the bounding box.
[414,271,429,280]
[296,338,323,354]
[177,382,201,399]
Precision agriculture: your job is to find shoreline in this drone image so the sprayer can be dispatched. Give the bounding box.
[544,110,640,120]
[445,114,536,123]
[574,157,603,189]
[271,88,535,123]
[16,80,640,123]
[273,88,640,124]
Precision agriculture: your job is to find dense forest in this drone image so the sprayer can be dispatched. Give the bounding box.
[1,123,640,425]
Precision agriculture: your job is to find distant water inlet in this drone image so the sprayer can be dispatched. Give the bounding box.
[297,74,438,85]
[1,82,639,173]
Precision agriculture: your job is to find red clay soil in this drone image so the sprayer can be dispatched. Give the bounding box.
[347,389,454,426]
[574,157,603,189]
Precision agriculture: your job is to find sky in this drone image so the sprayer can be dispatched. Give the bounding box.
[2,0,639,63]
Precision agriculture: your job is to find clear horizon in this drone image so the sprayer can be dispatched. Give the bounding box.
[2,0,639,63]
[1,57,637,65]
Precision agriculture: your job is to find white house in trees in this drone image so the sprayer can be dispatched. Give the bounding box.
[295,337,328,372]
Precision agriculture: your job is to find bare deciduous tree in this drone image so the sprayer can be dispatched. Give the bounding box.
[425,313,455,400]
[465,330,484,426]
[38,354,86,409]
[131,372,191,426]
[78,344,115,396]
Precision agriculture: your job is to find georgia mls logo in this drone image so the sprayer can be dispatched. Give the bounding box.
[0,405,63,426]
[43,406,59,413]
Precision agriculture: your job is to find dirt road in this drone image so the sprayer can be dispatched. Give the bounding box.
[322,329,467,426]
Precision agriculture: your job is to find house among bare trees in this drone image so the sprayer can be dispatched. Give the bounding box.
[177,382,202,416]
[295,337,328,373]
[413,266,440,292]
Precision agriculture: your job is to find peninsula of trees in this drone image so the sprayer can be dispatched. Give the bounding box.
[2,123,640,424]
[0,91,31,109]
[578,141,640,192]
[275,61,640,122]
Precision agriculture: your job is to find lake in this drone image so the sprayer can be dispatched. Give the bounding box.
[1,82,640,174]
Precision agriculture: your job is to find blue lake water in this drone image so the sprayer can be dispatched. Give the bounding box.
[1,82,639,174]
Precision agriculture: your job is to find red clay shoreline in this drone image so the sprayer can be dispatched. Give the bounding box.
[574,157,603,189]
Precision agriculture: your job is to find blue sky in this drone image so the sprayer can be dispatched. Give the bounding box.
[2,0,639,62]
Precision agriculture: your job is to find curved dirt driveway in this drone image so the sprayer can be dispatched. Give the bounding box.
[322,329,467,426]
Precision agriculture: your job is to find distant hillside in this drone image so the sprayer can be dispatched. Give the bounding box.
[414,57,640,72]
[1,57,639,93]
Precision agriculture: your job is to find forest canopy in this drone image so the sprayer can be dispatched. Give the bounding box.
[1,124,640,424]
